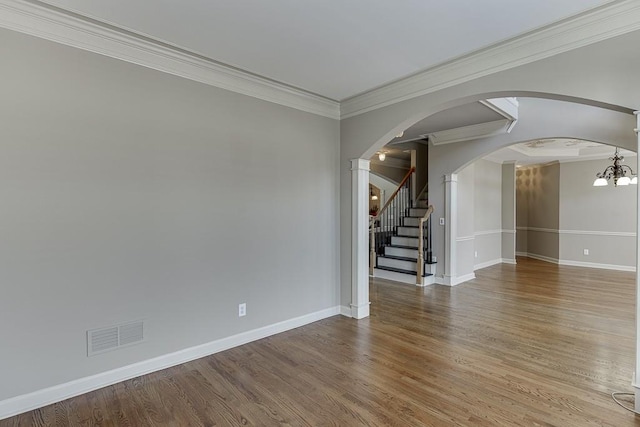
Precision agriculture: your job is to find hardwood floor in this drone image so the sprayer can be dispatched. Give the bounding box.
[2,257,639,426]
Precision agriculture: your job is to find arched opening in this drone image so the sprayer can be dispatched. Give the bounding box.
[347,94,637,318]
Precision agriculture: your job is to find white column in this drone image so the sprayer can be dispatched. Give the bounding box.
[351,159,371,319]
[501,162,517,264]
[444,174,458,286]
[634,111,640,412]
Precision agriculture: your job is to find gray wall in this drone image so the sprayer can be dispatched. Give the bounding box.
[456,158,506,279]
[415,143,429,198]
[516,162,561,260]
[559,157,637,267]
[473,159,503,268]
[0,29,340,401]
[515,167,529,253]
[515,158,636,269]
[369,162,408,184]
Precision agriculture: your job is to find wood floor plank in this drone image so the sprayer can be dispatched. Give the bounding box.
[2,257,639,426]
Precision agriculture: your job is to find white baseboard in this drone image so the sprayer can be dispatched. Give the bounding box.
[523,252,560,265]
[340,305,353,317]
[474,258,503,270]
[438,273,476,286]
[0,306,340,421]
[453,273,476,285]
[558,259,636,272]
[518,253,635,272]
[501,258,517,265]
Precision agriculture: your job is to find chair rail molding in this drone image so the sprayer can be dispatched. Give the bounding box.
[0,0,340,119]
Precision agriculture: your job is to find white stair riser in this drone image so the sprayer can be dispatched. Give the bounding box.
[373,268,434,286]
[385,246,418,258]
[425,263,437,275]
[422,275,435,286]
[397,226,420,237]
[391,236,418,247]
[378,257,417,271]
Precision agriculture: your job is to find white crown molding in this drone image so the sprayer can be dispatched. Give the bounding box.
[340,0,640,119]
[428,119,513,146]
[0,0,340,119]
[479,98,519,121]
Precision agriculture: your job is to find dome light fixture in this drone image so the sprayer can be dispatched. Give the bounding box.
[378,152,386,161]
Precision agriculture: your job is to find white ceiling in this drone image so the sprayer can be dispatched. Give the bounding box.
[484,138,636,166]
[39,0,611,100]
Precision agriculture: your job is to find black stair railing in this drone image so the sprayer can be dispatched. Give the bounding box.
[369,167,415,275]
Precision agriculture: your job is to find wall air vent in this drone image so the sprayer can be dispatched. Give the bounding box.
[87,320,145,357]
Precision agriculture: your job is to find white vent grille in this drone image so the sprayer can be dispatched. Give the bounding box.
[88,320,144,356]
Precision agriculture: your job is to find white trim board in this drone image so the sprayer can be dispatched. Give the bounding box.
[474,229,504,236]
[516,227,636,237]
[0,306,341,421]
[437,273,476,286]
[474,258,503,270]
[0,0,340,119]
[517,252,636,272]
[453,273,476,286]
[473,258,518,270]
[341,0,640,118]
[340,306,353,318]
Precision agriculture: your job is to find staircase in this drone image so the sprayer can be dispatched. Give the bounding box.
[373,199,436,286]
[370,168,436,286]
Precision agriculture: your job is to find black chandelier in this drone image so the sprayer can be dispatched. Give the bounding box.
[593,148,637,187]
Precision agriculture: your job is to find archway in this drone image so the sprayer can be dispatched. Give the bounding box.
[344,95,637,319]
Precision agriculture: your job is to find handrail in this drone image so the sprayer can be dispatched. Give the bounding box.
[416,205,434,284]
[375,167,415,218]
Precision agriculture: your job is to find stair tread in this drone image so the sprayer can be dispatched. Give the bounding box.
[398,225,419,229]
[396,234,419,238]
[387,244,419,249]
[379,254,420,262]
[375,265,433,277]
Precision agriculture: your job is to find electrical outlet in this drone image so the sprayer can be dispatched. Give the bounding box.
[439,217,445,225]
[238,303,246,317]
[583,249,589,256]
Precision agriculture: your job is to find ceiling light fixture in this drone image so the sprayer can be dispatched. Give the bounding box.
[370,188,378,200]
[593,148,637,187]
[396,131,404,138]
[378,152,386,161]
